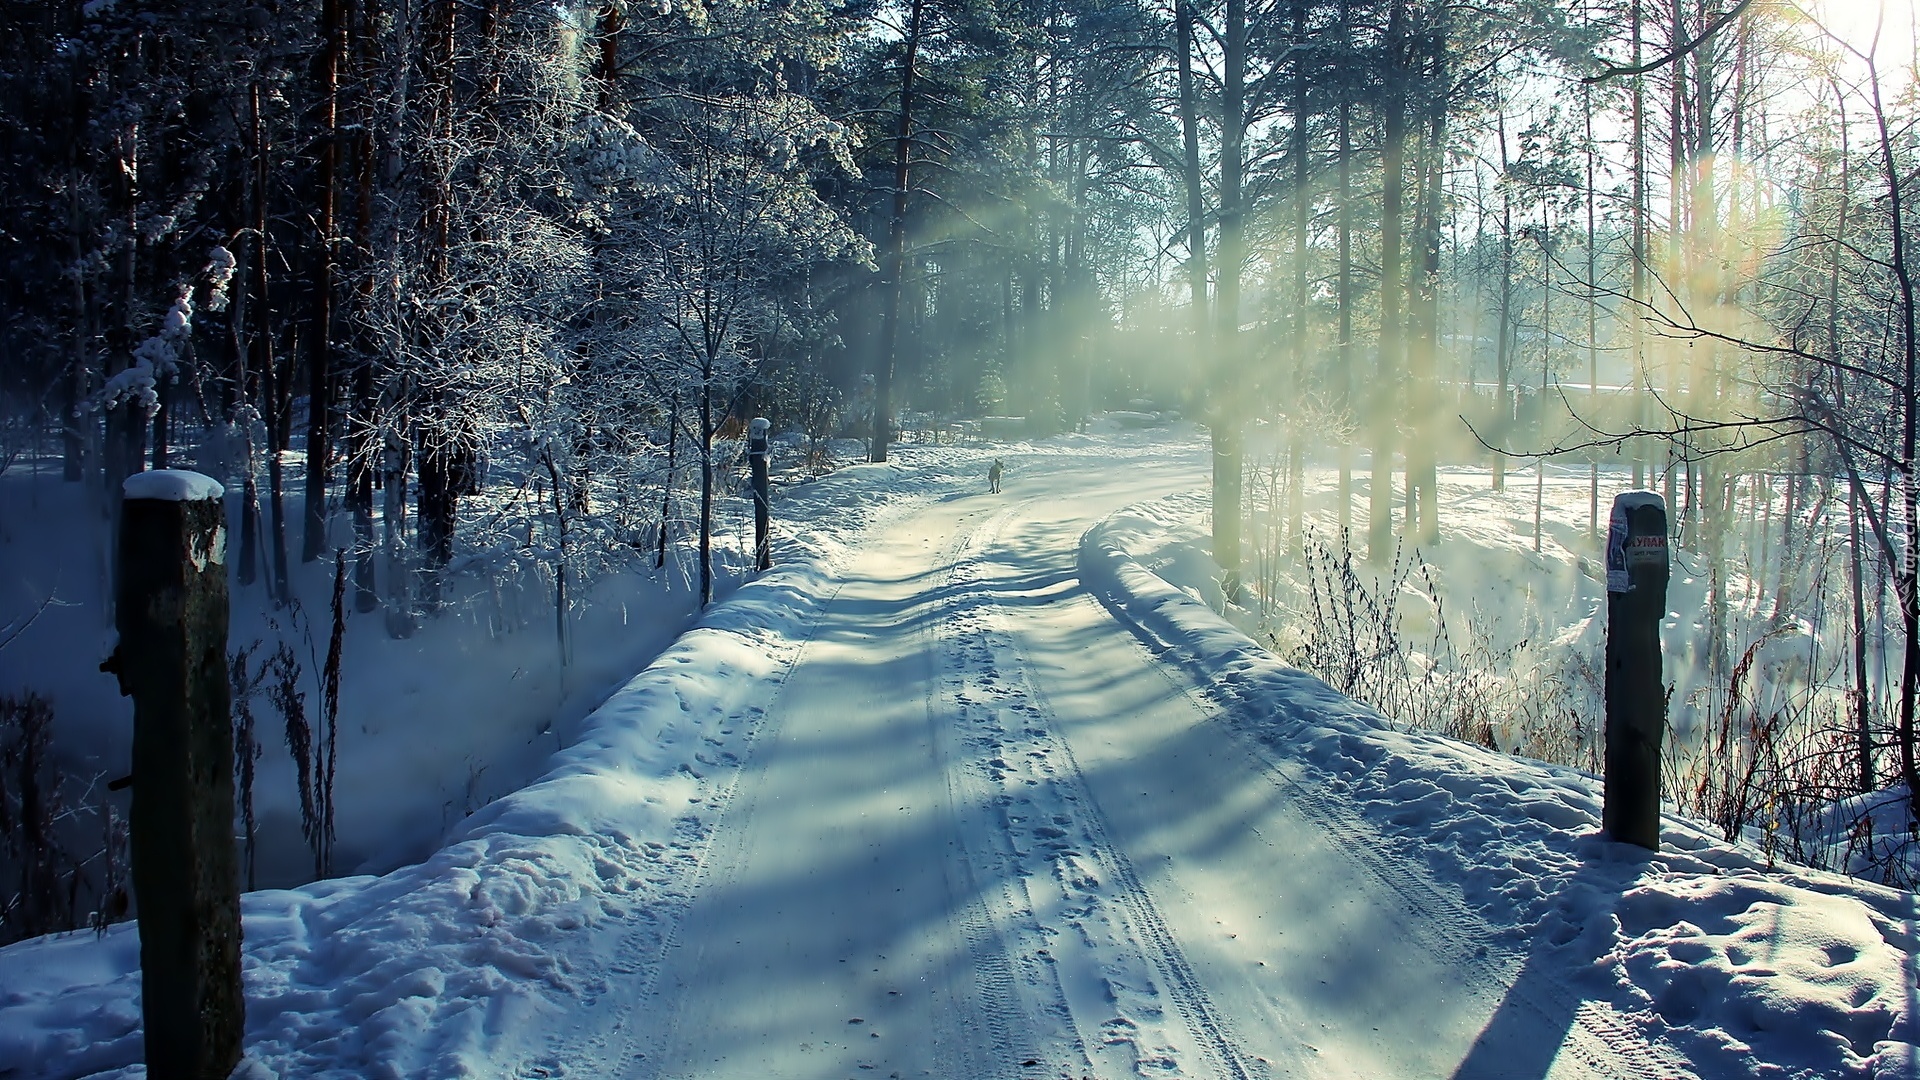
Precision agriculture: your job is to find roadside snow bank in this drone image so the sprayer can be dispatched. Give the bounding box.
[0,447,965,1080]
[1081,493,1920,1080]
[0,569,837,1080]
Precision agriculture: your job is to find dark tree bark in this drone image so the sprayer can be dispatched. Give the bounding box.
[1492,105,1514,493]
[871,0,925,464]
[699,365,715,606]
[1335,0,1354,533]
[346,0,379,613]
[658,393,680,571]
[251,79,291,605]
[303,0,346,565]
[1369,0,1408,563]
[1630,0,1648,489]
[103,78,142,537]
[64,53,93,487]
[1406,13,1445,546]
[1860,49,1920,809]
[1288,0,1310,551]
[412,0,459,609]
[1176,0,1208,338]
[1213,0,1247,596]
[58,10,93,486]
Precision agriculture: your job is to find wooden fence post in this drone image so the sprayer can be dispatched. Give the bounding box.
[1604,490,1669,851]
[102,469,243,1078]
[748,418,771,572]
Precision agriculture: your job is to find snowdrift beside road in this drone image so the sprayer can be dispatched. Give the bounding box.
[1080,495,1920,1080]
[0,547,839,1080]
[0,453,964,1080]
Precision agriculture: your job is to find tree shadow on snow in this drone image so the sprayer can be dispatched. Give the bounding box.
[1447,840,1658,1080]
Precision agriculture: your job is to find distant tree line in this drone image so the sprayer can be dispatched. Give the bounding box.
[5,1,1920,822]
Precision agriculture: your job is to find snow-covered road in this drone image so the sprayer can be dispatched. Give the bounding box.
[7,432,1908,1080]
[545,457,1677,1080]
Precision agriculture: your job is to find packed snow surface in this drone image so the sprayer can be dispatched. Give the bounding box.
[1,426,1915,1080]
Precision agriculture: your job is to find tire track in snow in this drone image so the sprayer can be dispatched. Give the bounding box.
[1250,741,1686,1080]
[928,505,1081,1078]
[564,497,1067,1080]
[933,501,1257,1079]
[543,576,847,1079]
[911,504,1046,1080]
[1098,575,1697,1080]
[627,509,1045,1080]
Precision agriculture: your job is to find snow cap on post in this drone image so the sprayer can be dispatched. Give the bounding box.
[123,469,225,503]
[749,417,770,454]
[1606,490,1667,593]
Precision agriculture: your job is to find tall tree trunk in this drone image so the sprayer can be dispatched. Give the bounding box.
[1630,0,1648,488]
[252,76,291,606]
[1794,76,1850,643]
[1490,105,1514,492]
[1862,50,1920,808]
[383,432,411,638]
[1214,0,1247,595]
[103,91,141,552]
[375,0,414,639]
[230,80,261,590]
[1494,205,1514,493]
[345,0,378,613]
[1288,0,1310,552]
[1336,0,1354,533]
[597,2,624,110]
[349,358,376,611]
[1693,0,1728,677]
[413,0,460,610]
[65,154,92,486]
[1662,0,1685,523]
[1848,475,1873,792]
[266,420,291,605]
[61,24,92,487]
[658,393,679,571]
[1534,206,1549,554]
[699,364,715,607]
[1177,0,1208,350]
[1585,79,1599,538]
[303,0,346,564]
[871,0,925,464]
[1406,16,1445,545]
[1370,0,1408,562]
[229,190,259,589]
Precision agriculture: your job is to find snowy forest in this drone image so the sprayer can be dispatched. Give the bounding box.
[3,0,1920,987]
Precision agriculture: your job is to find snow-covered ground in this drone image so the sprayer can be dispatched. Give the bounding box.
[1,424,1915,1079]
[0,453,709,886]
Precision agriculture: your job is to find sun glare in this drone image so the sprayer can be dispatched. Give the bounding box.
[1810,0,1920,57]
